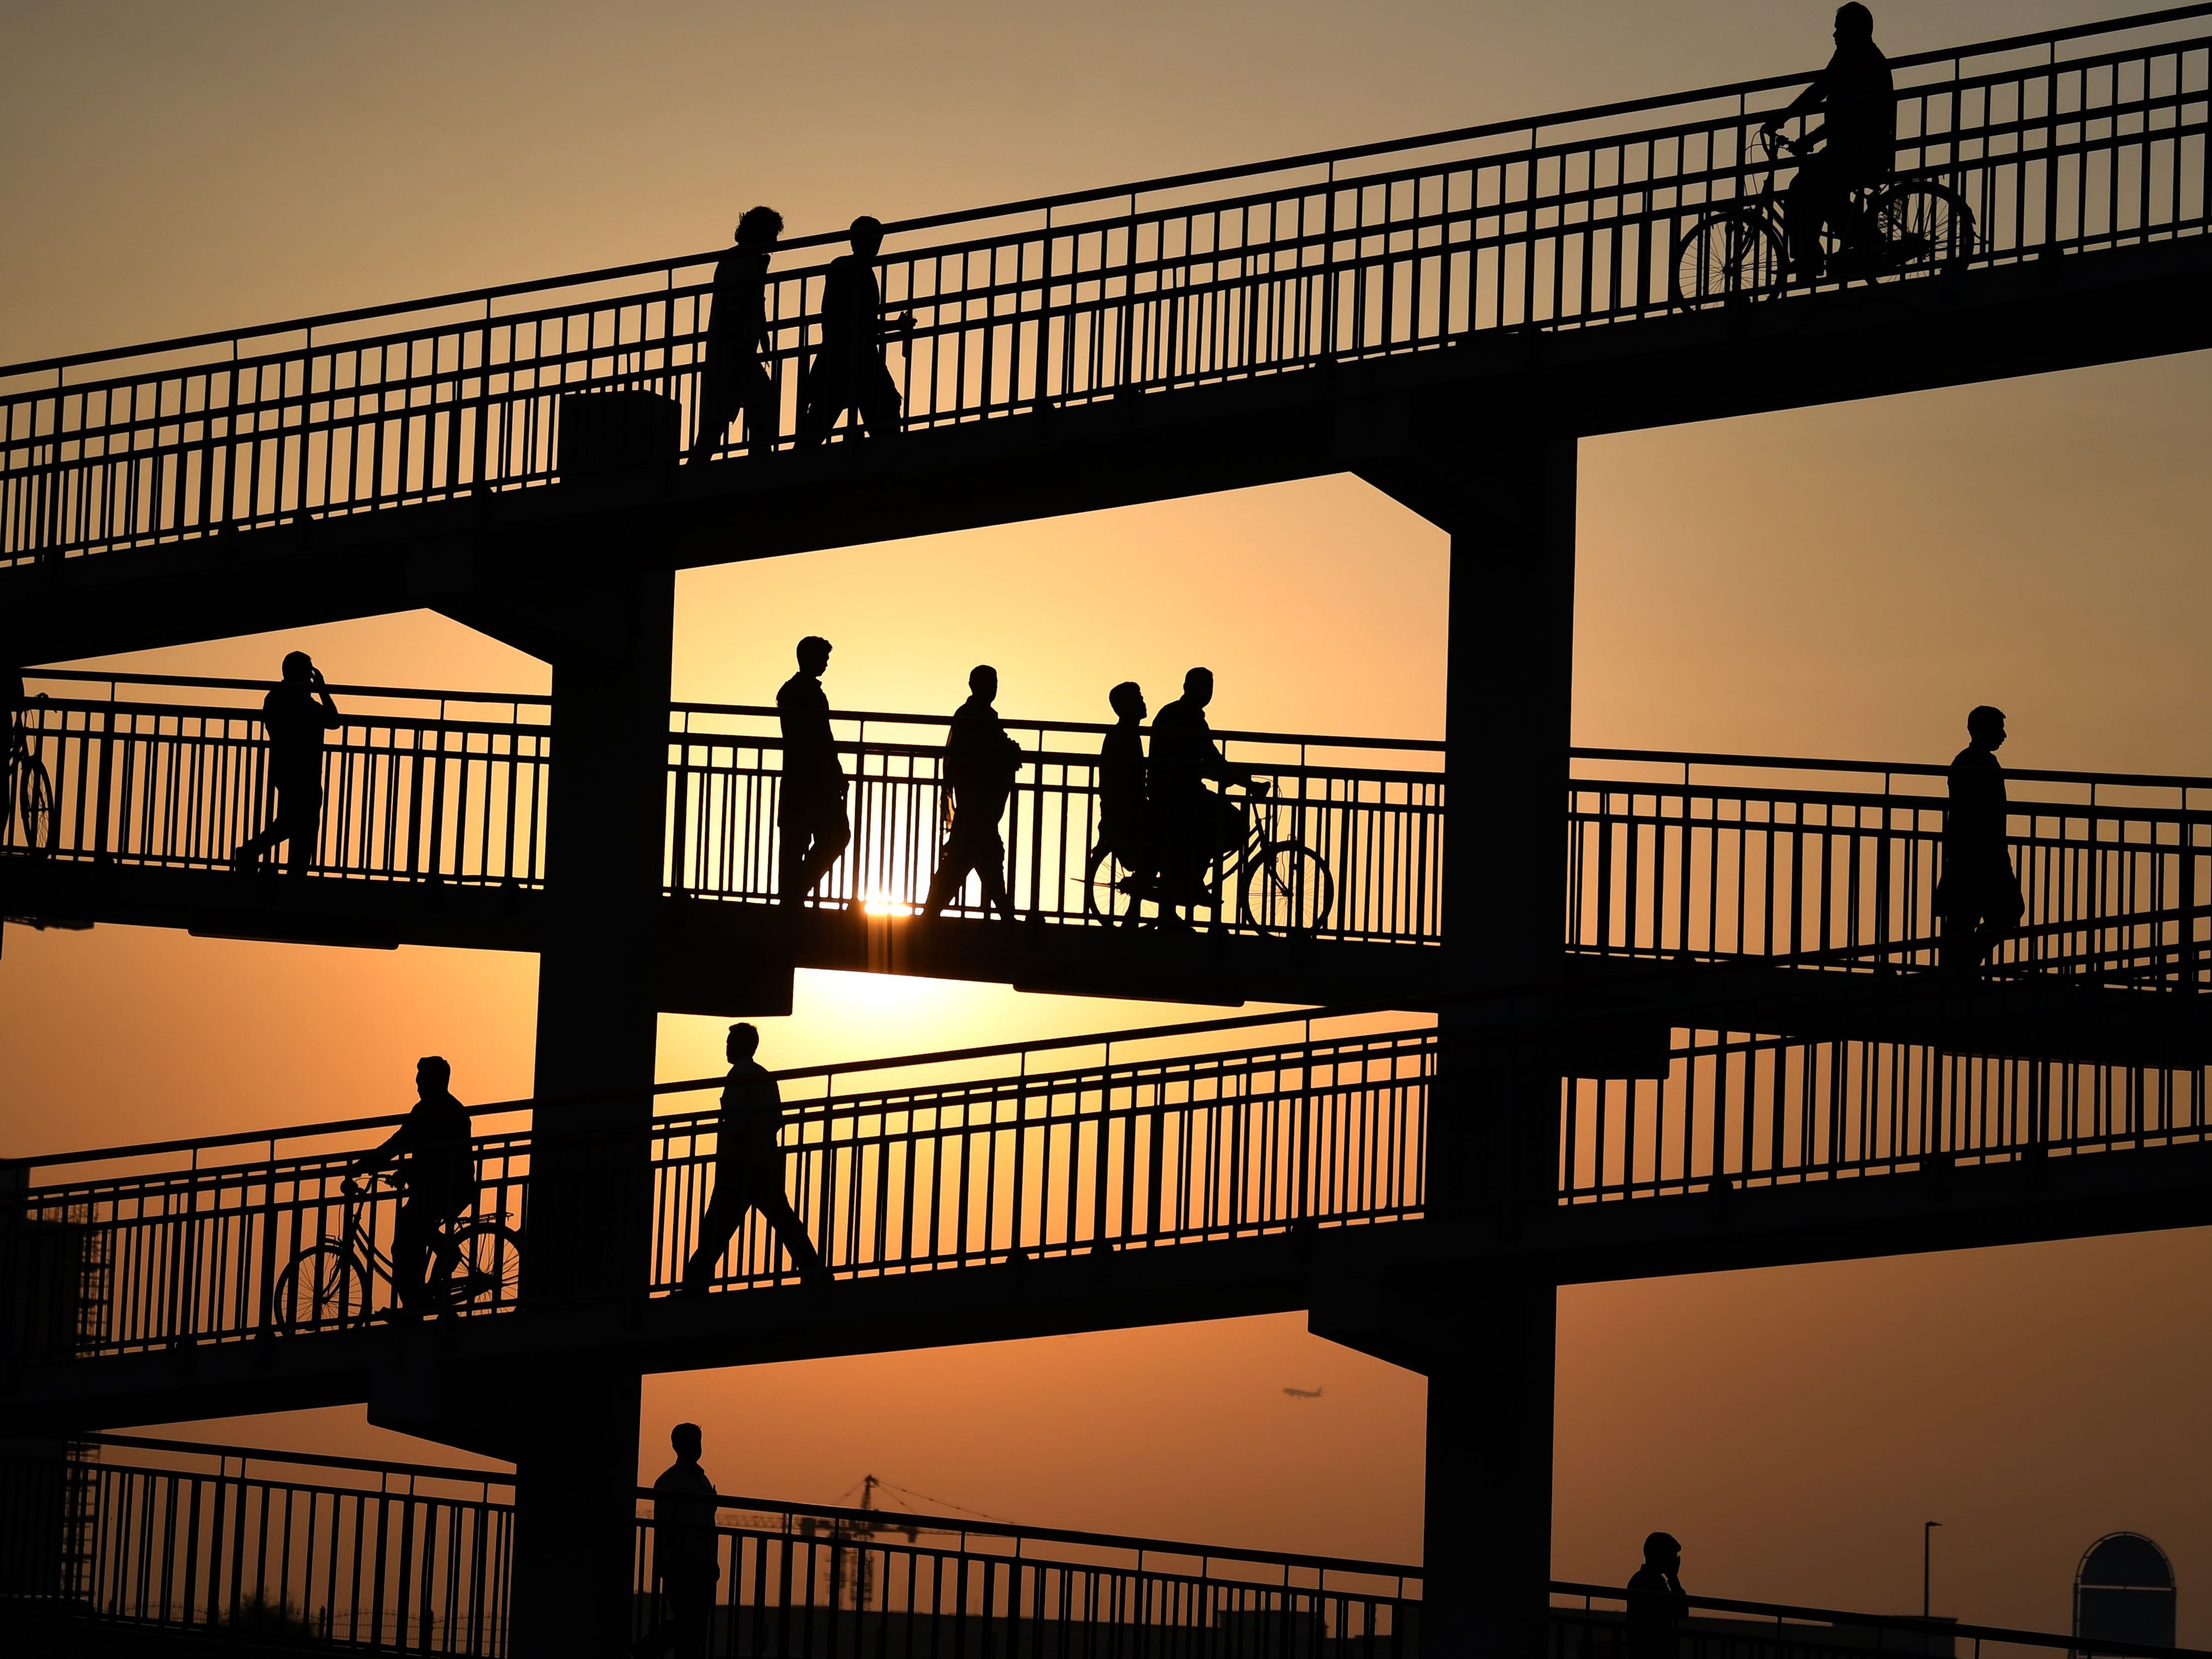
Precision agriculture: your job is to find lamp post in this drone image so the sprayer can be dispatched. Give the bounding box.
[1924,1521,1942,1620]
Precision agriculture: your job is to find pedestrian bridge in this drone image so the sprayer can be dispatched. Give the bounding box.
[5,9,2212,663]
[10,1432,2158,1659]
[8,671,2211,1020]
[10,1006,2212,1425]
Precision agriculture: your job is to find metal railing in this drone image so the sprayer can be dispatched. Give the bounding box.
[14,1005,2212,1360]
[3,1010,1428,1360]
[17,673,2212,980]
[1569,749,2212,986]
[0,1434,513,1654]
[5,8,2209,566]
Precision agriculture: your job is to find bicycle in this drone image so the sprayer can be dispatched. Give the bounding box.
[3,692,56,859]
[271,1171,523,1331]
[1083,782,1335,935]
[1673,129,1974,305]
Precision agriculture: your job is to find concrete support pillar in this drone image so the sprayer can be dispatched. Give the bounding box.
[487,568,674,1659]
[1355,431,1579,1655]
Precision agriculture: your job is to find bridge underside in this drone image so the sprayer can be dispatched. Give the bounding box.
[10,857,2208,1065]
[14,1134,2212,1435]
[10,237,2212,666]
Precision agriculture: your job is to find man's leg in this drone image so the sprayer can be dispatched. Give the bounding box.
[680,1186,743,1293]
[920,840,975,919]
[390,1203,431,1313]
[280,778,323,875]
[974,830,1012,921]
[1783,154,1838,276]
[797,800,851,899]
[749,1177,831,1286]
[856,362,903,438]
[735,360,779,451]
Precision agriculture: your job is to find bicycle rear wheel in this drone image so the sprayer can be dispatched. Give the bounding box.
[1239,842,1335,936]
[1673,207,1786,305]
[439,1220,525,1312]
[1082,841,1146,925]
[272,1245,369,1333]
[1873,180,1973,271]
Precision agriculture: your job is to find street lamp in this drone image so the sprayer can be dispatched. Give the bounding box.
[1924,1521,1943,1620]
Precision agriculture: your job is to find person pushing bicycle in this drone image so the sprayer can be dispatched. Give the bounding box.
[346,1056,478,1316]
[1762,4,1896,280]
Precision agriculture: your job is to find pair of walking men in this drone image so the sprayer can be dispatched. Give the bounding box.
[688,213,913,462]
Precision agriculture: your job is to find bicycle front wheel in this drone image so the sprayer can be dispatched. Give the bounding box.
[1673,207,1786,306]
[1874,180,1974,271]
[272,1245,369,1333]
[440,1220,525,1312]
[6,752,54,858]
[1082,841,1145,925]
[1239,842,1335,936]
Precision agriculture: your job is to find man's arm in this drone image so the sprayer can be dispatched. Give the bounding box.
[1763,62,1833,137]
[312,668,342,731]
[346,1117,411,1178]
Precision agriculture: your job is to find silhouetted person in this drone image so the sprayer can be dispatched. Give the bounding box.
[633,1422,719,1659]
[1096,680,1155,917]
[230,651,341,875]
[1762,5,1895,278]
[797,216,914,444]
[1151,667,1265,922]
[347,1057,475,1317]
[688,206,785,463]
[1935,704,2023,971]
[921,666,1022,922]
[1626,1532,1688,1659]
[680,1023,830,1293]
[777,636,851,905]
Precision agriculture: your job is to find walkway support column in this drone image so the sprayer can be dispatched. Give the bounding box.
[1352,429,1577,1655]
[435,561,677,1659]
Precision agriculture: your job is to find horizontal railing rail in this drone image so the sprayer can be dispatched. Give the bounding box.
[5,8,2208,566]
[13,1006,2212,1359]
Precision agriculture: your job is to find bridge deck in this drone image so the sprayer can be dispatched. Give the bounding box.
[8,1007,2210,1426]
[6,10,2212,662]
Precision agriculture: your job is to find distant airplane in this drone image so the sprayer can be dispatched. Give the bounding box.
[1282,1386,1324,1399]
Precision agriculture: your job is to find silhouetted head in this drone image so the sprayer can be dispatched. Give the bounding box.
[796,636,832,677]
[736,206,784,249]
[416,1056,451,1100]
[726,1022,760,1064]
[969,665,998,703]
[1644,1532,1682,1574]
[281,650,314,683]
[671,1422,703,1462]
[1967,704,2007,751]
[1835,3,1873,44]
[849,216,886,259]
[1182,667,1215,708]
[1109,681,1146,722]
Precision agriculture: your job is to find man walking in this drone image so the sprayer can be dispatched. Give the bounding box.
[1626,1531,1689,1659]
[680,1023,830,1293]
[632,1423,720,1659]
[231,651,342,874]
[687,205,784,462]
[921,666,1023,922]
[347,1057,475,1316]
[1935,704,2023,970]
[1096,681,1154,919]
[797,216,913,444]
[777,636,851,906]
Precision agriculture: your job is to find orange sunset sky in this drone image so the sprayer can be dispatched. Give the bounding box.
[8,0,2212,1638]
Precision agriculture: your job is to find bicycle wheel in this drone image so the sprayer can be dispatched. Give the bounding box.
[271,1245,369,1332]
[1239,842,1335,936]
[1082,841,1146,925]
[1673,207,1786,306]
[1873,180,1973,272]
[439,1219,525,1311]
[5,750,54,858]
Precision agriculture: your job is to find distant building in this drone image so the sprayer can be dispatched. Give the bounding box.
[2075,1533,2175,1655]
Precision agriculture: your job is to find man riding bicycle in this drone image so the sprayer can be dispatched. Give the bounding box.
[1150,667,1268,924]
[1762,4,1896,280]
[347,1056,477,1316]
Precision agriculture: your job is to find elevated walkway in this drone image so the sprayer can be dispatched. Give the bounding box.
[7,9,2212,662]
[8,672,2210,1055]
[4,1432,2196,1659]
[8,1008,2212,1428]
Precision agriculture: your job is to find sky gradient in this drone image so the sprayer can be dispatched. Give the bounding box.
[6,0,2211,1638]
